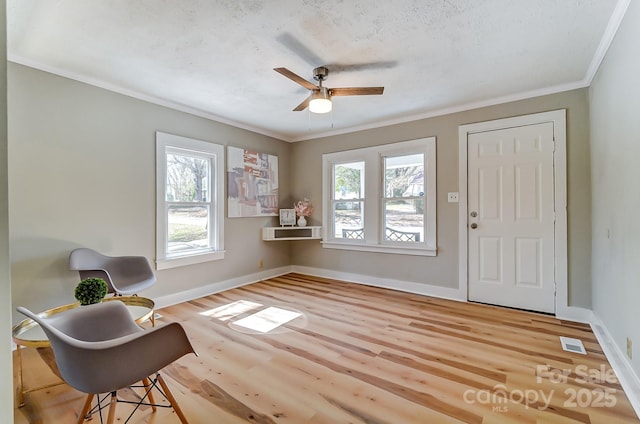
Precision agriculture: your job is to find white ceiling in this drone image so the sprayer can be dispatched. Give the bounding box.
[7,0,626,142]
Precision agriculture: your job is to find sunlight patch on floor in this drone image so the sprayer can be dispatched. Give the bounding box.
[232,306,302,333]
[199,300,263,321]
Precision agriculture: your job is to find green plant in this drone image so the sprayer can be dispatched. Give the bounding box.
[74,277,108,305]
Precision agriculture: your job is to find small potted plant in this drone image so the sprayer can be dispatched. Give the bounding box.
[74,277,109,306]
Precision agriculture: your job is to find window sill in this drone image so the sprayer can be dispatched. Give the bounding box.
[156,250,225,270]
[321,241,436,256]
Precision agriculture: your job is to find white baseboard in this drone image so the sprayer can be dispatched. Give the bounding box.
[154,265,466,309]
[291,265,466,301]
[555,305,593,323]
[589,313,640,419]
[153,265,465,311]
[152,266,292,310]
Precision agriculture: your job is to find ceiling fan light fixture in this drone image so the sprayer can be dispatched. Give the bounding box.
[275,66,383,113]
[309,87,332,114]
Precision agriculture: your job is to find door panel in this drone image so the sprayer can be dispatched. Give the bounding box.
[515,237,541,287]
[515,164,540,220]
[468,122,555,313]
[479,167,502,220]
[479,237,502,283]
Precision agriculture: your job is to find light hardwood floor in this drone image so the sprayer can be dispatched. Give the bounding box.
[14,273,639,423]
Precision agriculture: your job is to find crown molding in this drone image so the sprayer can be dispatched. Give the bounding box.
[7,54,290,142]
[583,0,632,85]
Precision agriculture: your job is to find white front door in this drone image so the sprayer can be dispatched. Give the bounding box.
[467,122,556,313]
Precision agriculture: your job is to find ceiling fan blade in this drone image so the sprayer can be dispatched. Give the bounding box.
[293,95,312,111]
[274,67,318,90]
[330,87,384,96]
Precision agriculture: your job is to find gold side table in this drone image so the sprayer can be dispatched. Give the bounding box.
[12,296,155,407]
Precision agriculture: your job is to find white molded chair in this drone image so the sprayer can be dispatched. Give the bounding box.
[17,301,196,424]
[69,248,155,295]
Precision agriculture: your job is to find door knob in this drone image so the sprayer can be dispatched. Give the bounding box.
[470,223,478,229]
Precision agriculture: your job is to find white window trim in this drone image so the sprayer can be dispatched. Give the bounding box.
[322,137,437,256]
[156,132,225,270]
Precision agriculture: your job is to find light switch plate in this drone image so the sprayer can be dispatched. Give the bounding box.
[447,192,459,203]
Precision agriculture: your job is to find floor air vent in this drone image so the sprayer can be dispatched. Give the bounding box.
[560,336,587,355]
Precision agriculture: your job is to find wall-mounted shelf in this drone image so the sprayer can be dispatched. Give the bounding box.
[262,226,322,241]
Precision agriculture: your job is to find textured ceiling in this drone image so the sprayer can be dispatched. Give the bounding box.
[7,0,625,141]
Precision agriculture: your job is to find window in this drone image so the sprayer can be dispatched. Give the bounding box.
[156,132,225,269]
[322,137,436,256]
[332,161,365,237]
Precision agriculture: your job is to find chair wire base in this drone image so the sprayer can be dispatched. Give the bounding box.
[82,373,177,424]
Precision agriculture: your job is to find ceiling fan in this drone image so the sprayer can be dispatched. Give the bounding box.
[274,66,384,114]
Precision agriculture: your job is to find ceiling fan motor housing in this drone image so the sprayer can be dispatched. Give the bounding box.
[313,66,329,82]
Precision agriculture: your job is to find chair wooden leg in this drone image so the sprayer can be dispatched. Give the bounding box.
[16,345,24,408]
[76,393,94,424]
[142,377,157,411]
[106,392,117,424]
[157,373,189,424]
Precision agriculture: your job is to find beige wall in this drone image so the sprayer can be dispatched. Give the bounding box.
[8,63,292,323]
[291,89,592,308]
[590,0,640,374]
[2,0,16,419]
[8,60,594,324]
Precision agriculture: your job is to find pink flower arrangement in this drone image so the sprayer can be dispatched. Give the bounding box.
[294,198,313,217]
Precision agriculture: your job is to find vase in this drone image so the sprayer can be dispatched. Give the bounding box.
[297,215,307,227]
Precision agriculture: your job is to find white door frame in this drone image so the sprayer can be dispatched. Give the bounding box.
[457,110,568,316]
